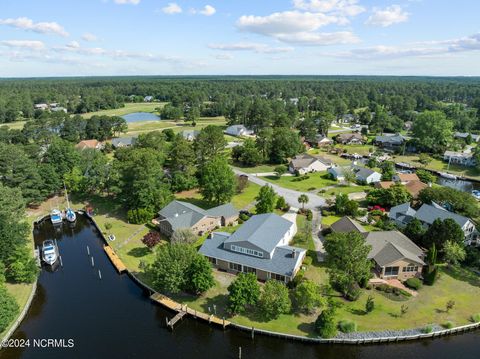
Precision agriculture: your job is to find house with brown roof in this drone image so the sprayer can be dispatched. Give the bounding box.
[335,133,365,145]
[329,216,425,281]
[375,180,428,199]
[393,173,420,184]
[75,139,103,150]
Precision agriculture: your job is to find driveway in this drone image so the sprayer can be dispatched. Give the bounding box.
[233,168,326,210]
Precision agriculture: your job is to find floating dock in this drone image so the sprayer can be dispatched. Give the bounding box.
[103,245,126,273]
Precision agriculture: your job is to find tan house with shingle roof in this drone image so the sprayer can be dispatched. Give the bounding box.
[75,139,103,150]
[288,154,332,175]
[329,216,425,281]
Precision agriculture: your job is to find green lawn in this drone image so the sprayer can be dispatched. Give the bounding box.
[262,172,337,192]
[0,282,34,339]
[322,184,372,197]
[321,215,343,227]
[232,164,278,174]
[81,102,166,118]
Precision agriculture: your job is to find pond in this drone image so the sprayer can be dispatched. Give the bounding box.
[1,216,480,359]
[121,112,161,123]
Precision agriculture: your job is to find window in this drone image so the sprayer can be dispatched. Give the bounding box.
[242,266,256,274]
[402,266,418,272]
[229,262,242,271]
[384,266,399,276]
[270,273,286,282]
[208,257,217,265]
[230,245,264,258]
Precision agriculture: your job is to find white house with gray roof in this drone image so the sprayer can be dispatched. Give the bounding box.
[328,165,381,184]
[225,125,254,137]
[288,154,332,175]
[454,132,480,143]
[389,202,477,244]
[154,200,238,237]
[112,137,136,148]
[199,213,305,283]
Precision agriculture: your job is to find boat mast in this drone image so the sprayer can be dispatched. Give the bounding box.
[64,182,70,209]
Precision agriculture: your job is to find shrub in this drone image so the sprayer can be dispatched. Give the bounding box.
[470,313,480,323]
[306,209,313,221]
[424,266,438,286]
[303,256,313,266]
[338,320,357,333]
[0,286,19,332]
[321,227,332,236]
[127,208,154,224]
[405,278,423,290]
[276,196,287,210]
[239,213,250,221]
[315,307,337,338]
[442,321,454,329]
[142,231,162,248]
[422,325,434,334]
[345,283,361,301]
[365,295,375,313]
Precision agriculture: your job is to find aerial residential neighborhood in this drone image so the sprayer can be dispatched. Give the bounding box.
[1,1,480,359]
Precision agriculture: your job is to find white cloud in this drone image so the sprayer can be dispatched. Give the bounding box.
[0,17,68,37]
[292,0,365,17]
[0,40,45,50]
[199,5,216,16]
[214,53,234,60]
[209,42,294,53]
[82,33,98,42]
[327,33,480,60]
[365,5,409,27]
[113,0,140,4]
[236,10,359,45]
[162,3,182,15]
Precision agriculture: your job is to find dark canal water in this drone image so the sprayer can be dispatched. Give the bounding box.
[1,216,480,359]
[121,112,161,123]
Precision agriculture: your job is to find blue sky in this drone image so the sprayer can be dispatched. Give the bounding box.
[0,0,479,77]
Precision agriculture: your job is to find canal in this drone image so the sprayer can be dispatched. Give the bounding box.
[1,216,480,359]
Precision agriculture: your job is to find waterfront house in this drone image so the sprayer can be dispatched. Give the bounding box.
[376,180,428,199]
[443,150,476,167]
[389,202,478,244]
[335,133,365,145]
[154,200,238,237]
[454,132,480,143]
[365,231,425,281]
[144,96,153,102]
[199,213,305,283]
[392,173,420,184]
[329,216,424,280]
[327,165,381,184]
[315,134,334,147]
[75,139,103,150]
[112,137,136,148]
[181,129,200,141]
[288,154,332,175]
[374,134,406,150]
[225,125,254,137]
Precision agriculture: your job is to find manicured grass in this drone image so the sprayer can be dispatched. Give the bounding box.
[336,144,375,156]
[114,233,158,273]
[321,215,343,227]
[2,120,27,130]
[175,183,261,211]
[323,184,372,197]
[292,214,315,251]
[233,164,278,174]
[262,172,337,192]
[81,102,166,118]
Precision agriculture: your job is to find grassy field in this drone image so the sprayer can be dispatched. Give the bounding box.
[81,102,166,118]
[232,164,279,174]
[262,172,337,192]
[0,282,34,339]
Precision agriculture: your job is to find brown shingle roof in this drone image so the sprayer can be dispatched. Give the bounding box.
[375,181,394,189]
[405,180,428,198]
[397,173,420,182]
[330,216,366,233]
[76,139,100,150]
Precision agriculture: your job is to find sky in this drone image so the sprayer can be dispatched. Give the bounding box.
[0,0,479,77]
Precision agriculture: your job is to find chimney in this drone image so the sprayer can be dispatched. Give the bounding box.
[292,249,297,258]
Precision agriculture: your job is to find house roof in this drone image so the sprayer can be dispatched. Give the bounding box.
[375,134,406,145]
[388,202,417,222]
[405,181,428,198]
[112,137,136,147]
[455,132,480,140]
[316,134,333,143]
[337,133,363,142]
[158,200,238,231]
[330,216,366,233]
[375,181,394,189]
[225,125,251,135]
[181,130,200,139]
[365,231,425,267]
[396,173,420,182]
[75,139,100,149]
[200,232,306,277]
[289,154,331,170]
[416,203,470,227]
[353,165,379,180]
[224,213,294,254]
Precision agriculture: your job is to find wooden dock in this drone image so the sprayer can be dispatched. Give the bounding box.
[103,245,126,273]
[150,293,231,329]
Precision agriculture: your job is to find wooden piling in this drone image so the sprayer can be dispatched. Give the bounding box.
[87,245,90,256]
[251,326,255,339]
[91,256,95,267]
[59,255,63,267]
[98,269,102,280]
[238,346,242,359]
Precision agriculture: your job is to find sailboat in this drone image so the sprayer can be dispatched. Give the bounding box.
[64,183,76,223]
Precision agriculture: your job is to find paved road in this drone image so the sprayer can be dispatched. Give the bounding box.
[233,168,326,210]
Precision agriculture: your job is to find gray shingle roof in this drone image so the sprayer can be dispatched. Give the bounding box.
[365,231,425,267]
[416,203,470,227]
[158,200,238,231]
[112,137,136,147]
[224,213,294,254]
[331,216,366,233]
[375,134,406,145]
[388,202,417,222]
[199,232,306,277]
